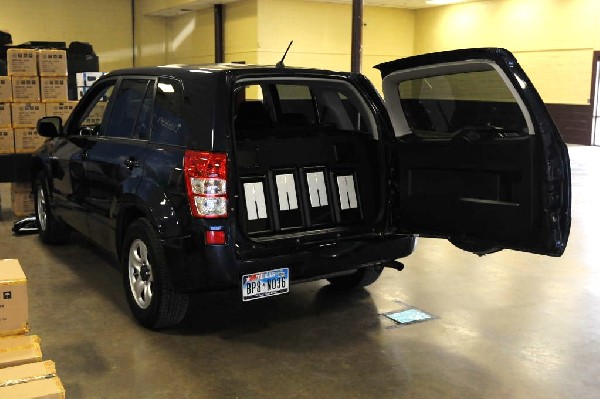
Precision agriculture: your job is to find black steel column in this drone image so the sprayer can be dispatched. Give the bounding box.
[214,4,224,63]
[351,0,363,73]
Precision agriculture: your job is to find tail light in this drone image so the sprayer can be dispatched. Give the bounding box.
[183,150,227,218]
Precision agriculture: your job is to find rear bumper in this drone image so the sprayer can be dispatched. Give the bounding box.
[162,233,417,292]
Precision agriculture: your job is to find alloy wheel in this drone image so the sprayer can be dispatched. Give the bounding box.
[37,185,47,232]
[128,239,154,309]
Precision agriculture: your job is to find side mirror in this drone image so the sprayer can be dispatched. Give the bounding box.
[37,116,63,138]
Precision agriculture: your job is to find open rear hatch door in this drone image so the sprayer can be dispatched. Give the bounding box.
[376,48,570,256]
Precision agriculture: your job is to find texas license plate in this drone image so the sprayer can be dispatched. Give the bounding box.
[242,268,289,301]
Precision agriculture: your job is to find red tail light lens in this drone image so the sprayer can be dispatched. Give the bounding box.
[183,150,227,218]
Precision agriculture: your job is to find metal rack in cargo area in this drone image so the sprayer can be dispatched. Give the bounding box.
[0,38,100,183]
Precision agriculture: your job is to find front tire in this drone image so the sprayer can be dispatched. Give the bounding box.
[327,264,384,290]
[122,218,189,329]
[34,175,70,244]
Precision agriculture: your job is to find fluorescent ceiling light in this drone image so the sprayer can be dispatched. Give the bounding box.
[426,0,467,5]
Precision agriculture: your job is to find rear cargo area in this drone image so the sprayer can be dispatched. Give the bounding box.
[232,77,385,239]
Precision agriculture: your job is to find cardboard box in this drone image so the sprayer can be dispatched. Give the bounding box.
[11,77,40,103]
[0,129,14,154]
[10,184,32,217]
[0,103,11,127]
[82,101,107,126]
[10,191,34,217]
[0,260,29,336]
[11,183,31,194]
[14,128,45,155]
[11,103,45,127]
[0,335,41,368]
[0,361,65,399]
[37,49,68,76]
[40,77,68,102]
[7,49,37,76]
[0,77,12,102]
[76,71,105,87]
[45,101,78,122]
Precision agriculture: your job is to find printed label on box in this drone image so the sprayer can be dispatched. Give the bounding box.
[0,259,29,336]
[0,129,14,154]
[7,49,38,76]
[11,103,45,127]
[37,49,68,76]
[45,101,78,121]
[11,77,40,102]
[41,77,68,102]
[0,103,11,127]
[14,128,46,154]
[0,77,12,102]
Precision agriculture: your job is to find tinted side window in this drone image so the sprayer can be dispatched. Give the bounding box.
[73,82,115,136]
[151,78,185,146]
[105,79,152,139]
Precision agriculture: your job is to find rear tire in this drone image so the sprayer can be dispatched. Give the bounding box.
[122,218,189,329]
[34,175,70,245]
[327,264,384,290]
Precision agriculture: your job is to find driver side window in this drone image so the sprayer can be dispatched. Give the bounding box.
[74,82,115,136]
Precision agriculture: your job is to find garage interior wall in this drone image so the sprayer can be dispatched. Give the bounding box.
[414,0,600,145]
[0,0,133,72]
[134,0,413,90]
[2,0,599,144]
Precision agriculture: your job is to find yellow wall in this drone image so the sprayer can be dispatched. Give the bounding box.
[132,0,600,105]
[256,0,413,90]
[165,9,214,65]
[414,0,599,105]
[135,0,259,66]
[0,0,133,71]
[363,6,414,90]
[224,0,259,64]
[134,0,167,67]
[134,0,412,90]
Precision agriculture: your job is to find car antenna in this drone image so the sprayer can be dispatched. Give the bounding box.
[276,41,293,69]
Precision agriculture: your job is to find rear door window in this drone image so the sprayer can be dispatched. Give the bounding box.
[104,78,153,139]
[397,66,528,138]
[150,78,186,146]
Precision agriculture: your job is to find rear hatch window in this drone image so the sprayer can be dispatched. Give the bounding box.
[394,64,528,139]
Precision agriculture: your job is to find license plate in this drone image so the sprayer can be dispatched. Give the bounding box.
[242,268,289,302]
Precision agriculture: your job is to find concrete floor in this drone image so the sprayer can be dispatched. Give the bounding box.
[0,145,599,398]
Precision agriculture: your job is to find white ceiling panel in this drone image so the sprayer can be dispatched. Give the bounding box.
[304,0,479,8]
[147,0,480,17]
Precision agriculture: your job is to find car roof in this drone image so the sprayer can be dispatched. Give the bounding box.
[105,63,354,81]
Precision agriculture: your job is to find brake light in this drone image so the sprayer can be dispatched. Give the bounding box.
[183,150,227,218]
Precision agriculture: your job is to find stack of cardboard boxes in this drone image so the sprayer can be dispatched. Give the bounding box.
[0,259,65,398]
[4,48,77,154]
[11,182,34,217]
[0,48,79,216]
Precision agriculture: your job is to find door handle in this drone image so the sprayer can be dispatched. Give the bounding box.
[82,151,89,160]
[124,158,140,169]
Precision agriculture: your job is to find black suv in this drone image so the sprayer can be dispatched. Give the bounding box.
[33,48,571,329]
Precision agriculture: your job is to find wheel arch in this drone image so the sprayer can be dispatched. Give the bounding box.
[30,156,48,191]
[116,205,150,261]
